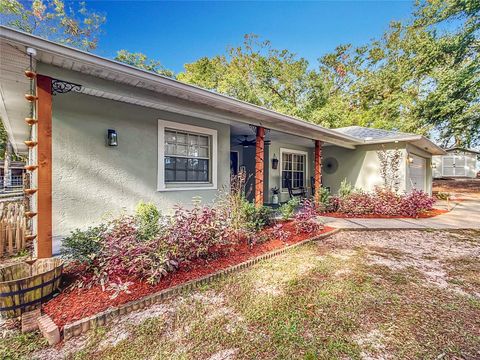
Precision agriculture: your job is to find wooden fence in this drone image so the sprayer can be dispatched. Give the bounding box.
[0,202,27,257]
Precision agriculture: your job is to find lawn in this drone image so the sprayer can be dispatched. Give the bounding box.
[3,230,480,360]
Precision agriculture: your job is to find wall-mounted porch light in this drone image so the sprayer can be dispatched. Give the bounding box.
[407,155,414,164]
[107,129,118,146]
[272,154,279,169]
[431,163,437,169]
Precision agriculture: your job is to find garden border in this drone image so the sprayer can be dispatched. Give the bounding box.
[62,228,341,340]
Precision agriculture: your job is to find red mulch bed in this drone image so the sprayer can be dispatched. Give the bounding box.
[318,208,448,219]
[43,222,335,328]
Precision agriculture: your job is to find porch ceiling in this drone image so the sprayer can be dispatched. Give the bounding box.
[230,122,340,148]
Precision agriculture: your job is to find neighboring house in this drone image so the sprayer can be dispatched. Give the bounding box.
[0,27,444,257]
[0,160,25,191]
[432,147,479,178]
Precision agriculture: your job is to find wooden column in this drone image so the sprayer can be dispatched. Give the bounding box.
[314,140,323,205]
[255,126,265,207]
[36,75,52,258]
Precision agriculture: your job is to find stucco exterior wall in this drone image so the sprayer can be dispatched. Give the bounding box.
[323,143,433,195]
[322,143,408,194]
[265,141,314,203]
[51,92,231,254]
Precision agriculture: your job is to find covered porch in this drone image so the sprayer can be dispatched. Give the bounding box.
[229,122,342,207]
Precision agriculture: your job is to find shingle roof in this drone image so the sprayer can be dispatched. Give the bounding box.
[334,126,416,141]
[445,147,480,155]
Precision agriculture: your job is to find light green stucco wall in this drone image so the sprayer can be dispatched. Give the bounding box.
[323,142,433,195]
[322,143,408,194]
[266,141,314,203]
[51,92,231,253]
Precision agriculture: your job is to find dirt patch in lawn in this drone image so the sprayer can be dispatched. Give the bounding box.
[324,229,480,297]
[433,178,480,195]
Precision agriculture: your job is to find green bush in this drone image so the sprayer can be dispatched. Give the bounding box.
[60,224,106,265]
[135,201,161,240]
[338,178,354,198]
[241,200,273,232]
[279,197,300,220]
[316,186,331,209]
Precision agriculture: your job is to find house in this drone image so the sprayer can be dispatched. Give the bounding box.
[323,126,442,194]
[432,147,479,178]
[0,27,444,257]
[0,160,26,192]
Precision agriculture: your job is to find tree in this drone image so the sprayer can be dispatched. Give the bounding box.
[0,0,105,51]
[316,0,479,146]
[178,34,327,120]
[114,50,174,77]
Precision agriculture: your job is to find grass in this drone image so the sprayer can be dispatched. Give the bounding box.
[4,230,480,359]
[0,331,47,360]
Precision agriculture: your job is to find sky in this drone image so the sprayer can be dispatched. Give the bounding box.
[86,1,415,73]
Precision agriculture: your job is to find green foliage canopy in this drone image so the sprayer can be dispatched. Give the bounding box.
[0,0,105,51]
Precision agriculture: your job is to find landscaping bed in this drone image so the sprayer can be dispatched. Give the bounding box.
[43,222,335,328]
[319,208,448,219]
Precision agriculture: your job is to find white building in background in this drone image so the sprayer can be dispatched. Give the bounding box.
[433,147,479,178]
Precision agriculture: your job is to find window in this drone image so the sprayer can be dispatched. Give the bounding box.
[164,130,210,182]
[281,150,307,190]
[158,120,217,191]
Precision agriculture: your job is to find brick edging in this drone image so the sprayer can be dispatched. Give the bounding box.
[62,228,340,340]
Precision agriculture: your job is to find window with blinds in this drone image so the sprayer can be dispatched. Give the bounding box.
[164,129,210,182]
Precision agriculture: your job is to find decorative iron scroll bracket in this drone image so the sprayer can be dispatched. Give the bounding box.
[51,78,82,96]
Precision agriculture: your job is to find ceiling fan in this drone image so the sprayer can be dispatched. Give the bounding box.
[234,135,271,148]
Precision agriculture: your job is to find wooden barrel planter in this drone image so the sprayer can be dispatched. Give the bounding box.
[0,258,63,318]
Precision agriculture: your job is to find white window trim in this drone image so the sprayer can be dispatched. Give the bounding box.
[279,148,309,194]
[158,120,218,191]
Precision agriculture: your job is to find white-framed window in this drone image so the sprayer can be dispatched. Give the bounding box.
[158,120,217,191]
[280,148,308,191]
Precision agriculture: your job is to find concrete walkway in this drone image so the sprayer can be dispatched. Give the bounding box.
[319,195,480,230]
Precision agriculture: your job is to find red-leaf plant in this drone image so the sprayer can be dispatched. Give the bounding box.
[294,199,323,234]
[163,205,236,262]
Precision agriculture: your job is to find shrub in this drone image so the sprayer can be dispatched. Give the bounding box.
[246,204,273,232]
[61,224,107,265]
[371,187,403,216]
[270,223,291,241]
[164,205,233,261]
[135,201,161,240]
[279,197,300,220]
[327,195,341,212]
[401,189,435,217]
[336,187,435,217]
[338,191,374,215]
[294,199,323,234]
[338,178,354,198]
[96,216,177,285]
[316,186,331,209]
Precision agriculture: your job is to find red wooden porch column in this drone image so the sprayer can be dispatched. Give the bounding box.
[36,75,53,258]
[314,140,323,205]
[255,126,265,207]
